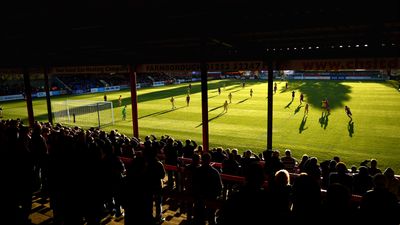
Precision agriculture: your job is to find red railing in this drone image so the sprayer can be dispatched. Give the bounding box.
[120,156,396,204]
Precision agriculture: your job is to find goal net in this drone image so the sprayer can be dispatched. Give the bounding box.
[52,100,114,128]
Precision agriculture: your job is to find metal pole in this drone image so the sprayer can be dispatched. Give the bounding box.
[129,64,139,138]
[267,61,273,150]
[44,67,53,124]
[200,61,209,152]
[23,68,35,127]
[97,103,101,128]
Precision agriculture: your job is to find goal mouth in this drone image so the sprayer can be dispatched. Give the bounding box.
[52,100,114,128]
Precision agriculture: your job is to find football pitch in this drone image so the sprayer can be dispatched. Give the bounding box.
[2,79,400,174]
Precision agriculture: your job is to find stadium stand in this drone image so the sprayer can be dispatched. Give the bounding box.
[1,119,399,225]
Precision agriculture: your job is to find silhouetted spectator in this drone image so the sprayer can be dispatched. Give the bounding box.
[163,137,178,190]
[304,157,321,184]
[383,167,400,201]
[322,183,355,225]
[221,152,240,200]
[240,150,260,176]
[353,166,373,196]
[292,173,322,225]
[328,162,353,192]
[218,162,270,225]
[183,154,201,222]
[298,154,309,173]
[360,174,399,225]
[143,141,166,224]
[269,169,293,219]
[121,155,154,225]
[30,122,49,194]
[192,153,222,225]
[183,139,197,159]
[281,149,298,173]
[367,159,382,176]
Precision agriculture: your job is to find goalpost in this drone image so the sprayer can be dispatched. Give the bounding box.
[52,100,114,128]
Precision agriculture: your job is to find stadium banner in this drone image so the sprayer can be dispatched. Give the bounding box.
[105,86,120,92]
[0,94,24,102]
[51,65,128,74]
[137,61,266,72]
[291,76,330,80]
[136,58,398,72]
[120,85,130,89]
[35,92,47,97]
[330,76,346,80]
[279,58,399,70]
[153,81,165,87]
[346,76,383,80]
[72,90,85,94]
[175,79,187,84]
[91,87,105,93]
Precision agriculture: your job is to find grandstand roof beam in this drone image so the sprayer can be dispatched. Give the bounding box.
[23,69,35,127]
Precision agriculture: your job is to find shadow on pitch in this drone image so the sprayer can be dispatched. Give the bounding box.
[195,111,227,128]
[209,105,224,112]
[297,81,351,110]
[138,106,185,119]
[285,99,294,109]
[319,111,330,130]
[208,95,219,99]
[299,115,308,133]
[135,80,226,103]
[348,120,354,137]
[294,104,303,114]
[230,89,242,94]
[236,98,250,104]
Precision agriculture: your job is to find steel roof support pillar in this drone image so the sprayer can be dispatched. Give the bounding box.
[267,61,273,150]
[129,64,139,138]
[200,60,209,152]
[44,67,53,124]
[23,69,35,127]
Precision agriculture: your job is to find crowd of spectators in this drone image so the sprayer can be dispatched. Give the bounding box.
[0,73,186,97]
[0,119,399,225]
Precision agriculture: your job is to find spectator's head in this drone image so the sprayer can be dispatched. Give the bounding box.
[285,149,292,157]
[245,162,265,187]
[370,159,378,168]
[309,157,318,165]
[383,167,395,178]
[197,145,203,152]
[231,149,238,155]
[350,165,357,173]
[275,169,290,186]
[373,173,387,189]
[192,153,200,165]
[32,122,42,134]
[272,150,280,158]
[201,153,212,165]
[245,150,252,158]
[333,156,340,163]
[329,160,337,171]
[358,166,369,176]
[176,140,183,148]
[336,162,348,174]
[301,154,309,162]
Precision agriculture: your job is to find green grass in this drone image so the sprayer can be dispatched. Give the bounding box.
[2,80,400,174]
